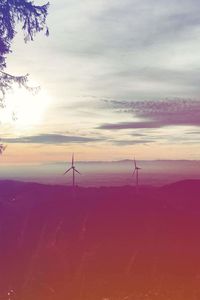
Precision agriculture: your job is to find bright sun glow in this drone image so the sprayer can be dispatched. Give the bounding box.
[0,87,51,131]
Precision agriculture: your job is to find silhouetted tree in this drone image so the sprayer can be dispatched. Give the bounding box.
[0,0,49,153]
[0,0,49,99]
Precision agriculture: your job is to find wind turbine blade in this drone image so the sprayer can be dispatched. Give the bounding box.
[72,153,74,166]
[63,167,72,175]
[132,169,136,176]
[134,158,137,168]
[74,168,81,175]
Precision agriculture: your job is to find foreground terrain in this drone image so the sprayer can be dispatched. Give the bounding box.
[0,180,200,300]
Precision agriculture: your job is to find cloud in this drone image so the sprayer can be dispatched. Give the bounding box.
[100,121,161,130]
[2,134,101,144]
[10,0,200,104]
[6,0,200,160]
[53,0,200,56]
[99,99,200,130]
[113,139,154,145]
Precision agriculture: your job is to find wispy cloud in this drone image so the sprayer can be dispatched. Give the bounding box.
[2,134,101,144]
[99,99,200,130]
[113,139,154,145]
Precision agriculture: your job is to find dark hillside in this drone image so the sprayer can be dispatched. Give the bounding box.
[0,180,199,300]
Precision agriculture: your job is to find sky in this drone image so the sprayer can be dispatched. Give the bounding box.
[1,0,200,166]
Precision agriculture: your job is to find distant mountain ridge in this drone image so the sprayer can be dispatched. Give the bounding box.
[0,160,200,187]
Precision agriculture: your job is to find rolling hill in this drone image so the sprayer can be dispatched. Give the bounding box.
[0,180,199,300]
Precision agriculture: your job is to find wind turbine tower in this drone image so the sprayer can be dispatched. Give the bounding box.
[64,154,81,187]
[133,158,141,186]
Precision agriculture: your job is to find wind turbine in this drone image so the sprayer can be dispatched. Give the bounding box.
[133,158,141,186]
[63,154,81,187]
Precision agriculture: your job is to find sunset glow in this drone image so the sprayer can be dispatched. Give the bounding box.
[0,88,51,132]
[0,0,198,168]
